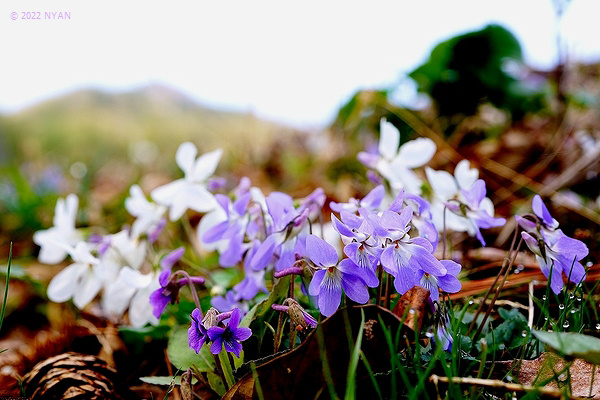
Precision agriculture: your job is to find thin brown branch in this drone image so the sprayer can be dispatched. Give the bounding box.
[430,375,584,399]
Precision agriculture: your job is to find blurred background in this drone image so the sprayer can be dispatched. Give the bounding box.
[1,0,600,255]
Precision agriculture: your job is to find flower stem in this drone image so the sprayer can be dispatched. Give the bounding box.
[218,351,235,389]
[173,270,203,315]
[182,214,202,257]
[227,352,236,374]
[376,266,384,306]
[442,204,448,260]
[384,272,392,310]
[213,353,230,390]
[288,274,295,299]
[289,324,297,350]
[274,309,285,353]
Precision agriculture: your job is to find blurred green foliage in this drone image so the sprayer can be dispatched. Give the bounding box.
[410,24,547,120]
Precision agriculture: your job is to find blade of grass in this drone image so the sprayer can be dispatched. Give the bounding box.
[250,362,265,400]
[345,309,365,400]
[316,321,339,400]
[0,243,12,334]
[358,350,383,400]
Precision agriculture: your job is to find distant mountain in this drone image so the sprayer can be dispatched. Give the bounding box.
[0,84,296,171]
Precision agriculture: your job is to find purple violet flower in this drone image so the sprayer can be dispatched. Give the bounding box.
[518,195,588,294]
[203,192,252,267]
[207,308,252,357]
[188,308,208,354]
[434,315,453,352]
[306,235,369,317]
[250,191,316,271]
[149,270,205,318]
[377,209,448,295]
[330,185,385,214]
[446,179,506,246]
[211,290,249,314]
[522,230,587,294]
[149,269,174,318]
[416,260,462,301]
[148,217,166,244]
[160,247,185,269]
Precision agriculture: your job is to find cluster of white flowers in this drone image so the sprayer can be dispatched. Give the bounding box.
[34,142,223,327]
[359,118,504,245]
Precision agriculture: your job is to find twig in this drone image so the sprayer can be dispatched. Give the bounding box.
[467,225,520,336]
[429,375,585,399]
[470,298,529,311]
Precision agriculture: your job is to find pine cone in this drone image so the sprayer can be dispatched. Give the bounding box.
[23,352,123,399]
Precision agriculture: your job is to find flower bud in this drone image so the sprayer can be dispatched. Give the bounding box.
[283,298,317,330]
[202,307,220,329]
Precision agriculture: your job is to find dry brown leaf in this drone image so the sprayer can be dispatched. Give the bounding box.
[392,286,430,332]
[515,353,600,399]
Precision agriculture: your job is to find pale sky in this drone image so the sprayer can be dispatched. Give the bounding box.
[1,0,599,128]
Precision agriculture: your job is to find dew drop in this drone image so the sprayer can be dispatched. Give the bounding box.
[559,304,565,310]
[570,309,577,314]
[569,293,575,300]
[521,330,528,337]
[587,261,593,267]
[468,300,474,305]
[544,316,548,321]
[542,295,547,301]
[514,269,520,274]
[409,309,415,315]
[426,331,434,338]
[517,264,524,271]
[563,321,570,328]
[506,375,513,382]
[498,344,505,350]
[596,323,600,330]
[577,296,582,302]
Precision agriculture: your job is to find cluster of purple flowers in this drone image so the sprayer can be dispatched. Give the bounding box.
[517,195,589,294]
[201,179,326,312]
[188,307,251,357]
[320,186,462,314]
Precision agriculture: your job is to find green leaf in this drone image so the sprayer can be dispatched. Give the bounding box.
[256,275,291,317]
[531,330,600,365]
[207,371,226,396]
[498,307,527,323]
[167,326,215,371]
[139,375,197,386]
[240,302,260,328]
[479,308,528,351]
